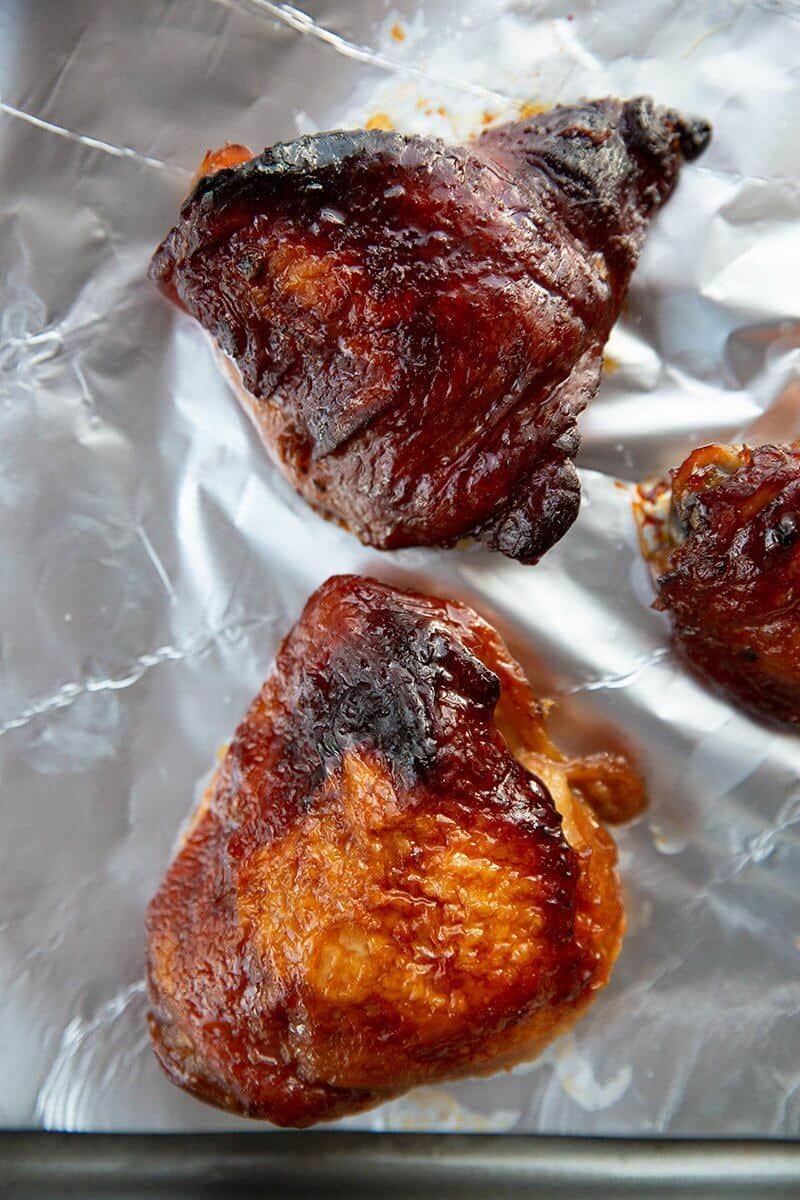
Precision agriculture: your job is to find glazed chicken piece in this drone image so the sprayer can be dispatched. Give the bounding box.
[147,575,645,1126]
[150,97,710,563]
[635,442,800,726]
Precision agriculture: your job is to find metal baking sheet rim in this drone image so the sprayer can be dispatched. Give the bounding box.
[3,1132,800,1198]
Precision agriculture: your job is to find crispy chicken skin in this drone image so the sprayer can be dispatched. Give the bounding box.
[635,443,800,726]
[146,575,643,1126]
[150,98,710,563]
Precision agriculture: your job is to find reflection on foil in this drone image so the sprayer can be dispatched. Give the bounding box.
[737,788,800,871]
[2,0,800,1135]
[34,982,148,1131]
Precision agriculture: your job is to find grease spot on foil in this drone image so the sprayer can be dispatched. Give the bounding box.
[554,1035,632,1111]
[380,9,427,52]
[518,100,551,118]
[365,112,394,131]
[650,823,688,856]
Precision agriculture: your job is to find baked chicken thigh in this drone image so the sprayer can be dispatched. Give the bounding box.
[636,442,800,726]
[150,98,710,562]
[147,575,644,1125]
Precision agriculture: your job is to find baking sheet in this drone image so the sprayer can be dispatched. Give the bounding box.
[6,1132,800,1199]
[1,0,799,1134]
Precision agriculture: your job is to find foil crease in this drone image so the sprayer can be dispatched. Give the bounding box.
[1,0,799,1134]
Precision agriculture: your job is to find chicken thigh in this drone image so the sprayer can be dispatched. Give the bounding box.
[147,575,644,1125]
[150,97,710,562]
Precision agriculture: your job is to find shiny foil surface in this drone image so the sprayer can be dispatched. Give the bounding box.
[1,0,799,1134]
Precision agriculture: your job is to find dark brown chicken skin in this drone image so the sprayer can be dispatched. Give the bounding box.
[146,576,643,1126]
[635,443,800,726]
[150,98,710,562]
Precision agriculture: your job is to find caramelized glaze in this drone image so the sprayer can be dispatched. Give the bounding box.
[147,575,642,1125]
[636,442,800,726]
[150,98,709,562]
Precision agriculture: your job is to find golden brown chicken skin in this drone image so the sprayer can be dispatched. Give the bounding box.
[150,98,709,563]
[146,575,643,1126]
[635,442,800,726]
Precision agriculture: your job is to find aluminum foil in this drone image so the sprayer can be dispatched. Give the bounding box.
[1,0,799,1135]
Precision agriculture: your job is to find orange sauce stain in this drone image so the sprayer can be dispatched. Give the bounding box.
[603,353,621,375]
[481,111,496,126]
[519,101,551,119]
[390,22,405,42]
[366,113,394,131]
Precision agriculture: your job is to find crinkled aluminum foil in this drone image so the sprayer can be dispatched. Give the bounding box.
[1,0,799,1134]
